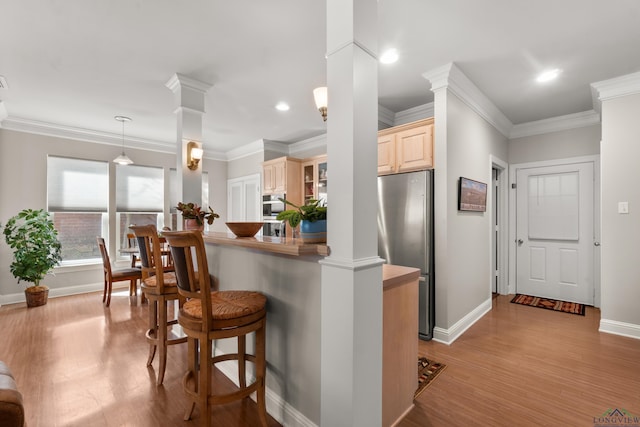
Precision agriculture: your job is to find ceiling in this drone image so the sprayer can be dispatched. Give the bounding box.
[1,0,639,156]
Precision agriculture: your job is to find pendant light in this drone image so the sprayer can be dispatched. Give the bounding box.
[113,115,133,165]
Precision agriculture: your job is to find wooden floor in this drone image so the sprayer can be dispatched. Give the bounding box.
[400,294,640,427]
[0,289,281,427]
[1,292,639,426]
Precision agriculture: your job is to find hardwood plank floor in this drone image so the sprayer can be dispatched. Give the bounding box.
[0,290,281,427]
[2,292,639,426]
[400,295,640,427]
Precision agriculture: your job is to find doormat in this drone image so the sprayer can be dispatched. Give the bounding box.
[415,356,446,398]
[510,294,586,316]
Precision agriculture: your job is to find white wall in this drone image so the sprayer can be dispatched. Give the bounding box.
[599,93,640,333]
[227,151,263,179]
[433,91,508,339]
[508,125,601,164]
[0,129,226,299]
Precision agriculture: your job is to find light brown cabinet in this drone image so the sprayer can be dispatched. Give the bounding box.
[377,118,434,175]
[301,155,328,205]
[262,157,302,198]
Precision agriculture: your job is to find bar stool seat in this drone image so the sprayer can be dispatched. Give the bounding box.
[130,224,187,386]
[163,230,268,427]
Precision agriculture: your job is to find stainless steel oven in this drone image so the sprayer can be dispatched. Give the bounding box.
[263,194,286,237]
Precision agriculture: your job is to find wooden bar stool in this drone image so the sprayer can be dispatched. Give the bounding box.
[162,230,268,427]
[130,224,187,386]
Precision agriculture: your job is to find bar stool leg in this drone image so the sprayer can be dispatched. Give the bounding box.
[147,297,157,366]
[183,336,197,421]
[199,338,213,427]
[157,296,168,386]
[238,334,246,388]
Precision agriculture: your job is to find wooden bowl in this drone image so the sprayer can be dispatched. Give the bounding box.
[225,222,264,237]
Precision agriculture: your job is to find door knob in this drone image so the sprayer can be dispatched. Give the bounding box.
[517,239,524,245]
[594,241,601,246]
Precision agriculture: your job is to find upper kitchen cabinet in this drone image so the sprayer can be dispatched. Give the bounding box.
[262,156,302,200]
[377,118,434,175]
[301,155,328,204]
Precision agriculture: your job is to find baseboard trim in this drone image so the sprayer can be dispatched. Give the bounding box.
[213,348,317,427]
[0,282,115,306]
[599,318,640,340]
[432,298,492,345]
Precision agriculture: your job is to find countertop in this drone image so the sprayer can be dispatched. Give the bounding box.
[382,264,421,290]
[202,231,330,257]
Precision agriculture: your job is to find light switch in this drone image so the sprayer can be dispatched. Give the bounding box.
[618,201,629,214]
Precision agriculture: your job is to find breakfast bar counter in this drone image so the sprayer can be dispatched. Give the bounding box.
[202,231,418,426]
[202,231,330,256]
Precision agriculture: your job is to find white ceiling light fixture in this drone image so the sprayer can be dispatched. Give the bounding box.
[380,48,399,64]
[536,68,562,83]
[113,115,133,165]
[275,102,290,111]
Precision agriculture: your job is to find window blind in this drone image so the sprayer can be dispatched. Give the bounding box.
[47,156,109,212]
[116,164,163,212]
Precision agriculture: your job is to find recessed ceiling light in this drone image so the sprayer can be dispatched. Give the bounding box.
[380,49,399,64]
[536,68,562,83]
[275,102,290,111]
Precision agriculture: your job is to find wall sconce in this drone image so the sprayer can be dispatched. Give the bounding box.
[313,86,328,122]
[186,141,203,170]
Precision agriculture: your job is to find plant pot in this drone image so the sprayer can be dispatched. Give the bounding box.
[300,219,327,243]
[25,285,49,307]
[183,218,204,232]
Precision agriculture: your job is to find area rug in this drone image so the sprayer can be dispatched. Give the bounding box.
[415,356,446,398]
[510,294,586,316]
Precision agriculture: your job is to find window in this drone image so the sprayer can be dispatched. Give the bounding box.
[47,156,108,262]
[116,164,164,255]
[169,169,209,230]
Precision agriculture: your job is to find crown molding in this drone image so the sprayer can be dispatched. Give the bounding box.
[510,110,601,139]
[393,102,434,126]
[0,116,177,153]
[423,62,513,138]
[591,71,640,104]
[263,139,290,155]
[0,101,7,121]
[225,139,266,161]
[288,133,327,155]
[378,105,395,126]
[165,73,213,94]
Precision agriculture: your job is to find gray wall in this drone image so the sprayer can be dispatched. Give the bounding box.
[227,151,264,180]
[0,129,226,299]
[600,93,640,327]
[508,125,601,164]
[434,91,508,332]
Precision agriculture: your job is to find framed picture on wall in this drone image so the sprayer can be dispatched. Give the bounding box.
[458,177,487,212]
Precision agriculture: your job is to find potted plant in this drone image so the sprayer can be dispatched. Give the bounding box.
[3,209,63,307]
[176,202,220,231]
[276,199,327,243]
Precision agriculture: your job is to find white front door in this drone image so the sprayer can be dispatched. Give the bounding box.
[516,162,594,304]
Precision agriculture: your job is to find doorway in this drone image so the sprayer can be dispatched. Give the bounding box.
[513,159,597,305]
[490,156,508,296]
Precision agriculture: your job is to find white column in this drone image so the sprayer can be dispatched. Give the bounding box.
[165,73,212,227]
[320,1,383,426]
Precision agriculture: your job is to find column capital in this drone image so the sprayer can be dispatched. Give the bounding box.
[165,73,213,113]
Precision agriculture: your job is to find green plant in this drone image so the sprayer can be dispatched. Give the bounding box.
[276,198,327,228]
[3,209,62,287]
[176,202,220,226]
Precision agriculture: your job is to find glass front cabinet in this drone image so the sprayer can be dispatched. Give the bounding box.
[302,155,327,205]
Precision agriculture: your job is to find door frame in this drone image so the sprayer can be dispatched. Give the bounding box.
[508,155,601,306]
[490,155,509,295]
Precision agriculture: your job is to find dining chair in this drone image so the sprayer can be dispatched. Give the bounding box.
[130,224,187,386]
[162,230,268,427]
[96,237,142,307]
[125,233,141,268]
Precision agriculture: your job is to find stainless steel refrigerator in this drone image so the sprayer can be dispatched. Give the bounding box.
[377,170,435,340]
